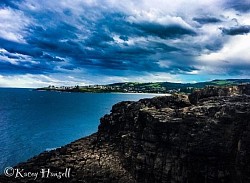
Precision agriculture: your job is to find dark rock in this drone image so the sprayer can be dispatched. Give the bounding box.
[188,85,238,104]
[238,84,250,95]
[188,84,250,104]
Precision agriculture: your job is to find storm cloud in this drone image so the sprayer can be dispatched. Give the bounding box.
[221,25,250,35]
[0,0,250,87]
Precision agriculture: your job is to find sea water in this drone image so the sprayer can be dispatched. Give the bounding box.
[0,88,166,172]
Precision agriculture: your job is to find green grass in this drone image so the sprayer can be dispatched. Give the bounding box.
[211,80,233,85]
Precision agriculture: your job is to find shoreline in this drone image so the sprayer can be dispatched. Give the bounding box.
[36,89,171,95]
[108,92,171,95]
[0,89,169,173]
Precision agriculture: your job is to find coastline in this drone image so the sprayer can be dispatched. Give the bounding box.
[108,92,170,95]
[0,90,169,173]
[1,85,250,182]
[36,89,171,95]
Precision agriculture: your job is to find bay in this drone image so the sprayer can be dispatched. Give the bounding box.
[0,88,167,172]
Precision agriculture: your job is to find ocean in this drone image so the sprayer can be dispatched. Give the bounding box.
[0,88,166,172]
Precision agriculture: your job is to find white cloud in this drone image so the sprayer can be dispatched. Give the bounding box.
[0,74,90,88]
[107,0,223,16]
[0,72,182,88]
[198,34,250,65]
[100,72,182,84]
[127,11,194,31]
[157,60,171,69]
[194,34,250,76]
[0,48,38,65]
[0,8,31,43]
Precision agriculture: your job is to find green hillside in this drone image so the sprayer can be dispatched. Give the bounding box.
[107,79,250,93]
[38,79,250,94]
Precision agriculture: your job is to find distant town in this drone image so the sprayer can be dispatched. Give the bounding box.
[36,79,250,94]
[37,84,182,94]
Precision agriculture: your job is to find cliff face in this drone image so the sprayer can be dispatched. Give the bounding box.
[1,85,250,183]
[99,93,250,183]
[188,84,250,104]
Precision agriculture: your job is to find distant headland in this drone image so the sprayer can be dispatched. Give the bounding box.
[36,79,250,94]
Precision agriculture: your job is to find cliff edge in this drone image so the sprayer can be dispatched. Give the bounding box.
[1,85,250,183]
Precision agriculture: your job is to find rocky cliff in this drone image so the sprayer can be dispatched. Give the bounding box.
[188,84,250,104]
[1,85,250,183]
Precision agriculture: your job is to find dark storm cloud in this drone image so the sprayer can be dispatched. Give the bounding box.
[0,62,31,74]
[204,40,224,52]
[211,62,250,76]
[0,38,43,57]
[133,22,196,38]
[0,60,53,75]
[193,17,222,24]
[0,1,201,77]
[226,0,250,12]
[0,38,65,74]
[25,22,79,51]
[1,0,250,86]
[221,25,250,35]
[60,65,77,71]
[95,13,144,37]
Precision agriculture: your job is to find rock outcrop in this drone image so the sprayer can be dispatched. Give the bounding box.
[188,84,250,104]
[1,85,250,183]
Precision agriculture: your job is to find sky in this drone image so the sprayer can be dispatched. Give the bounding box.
[0,0,250,87]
